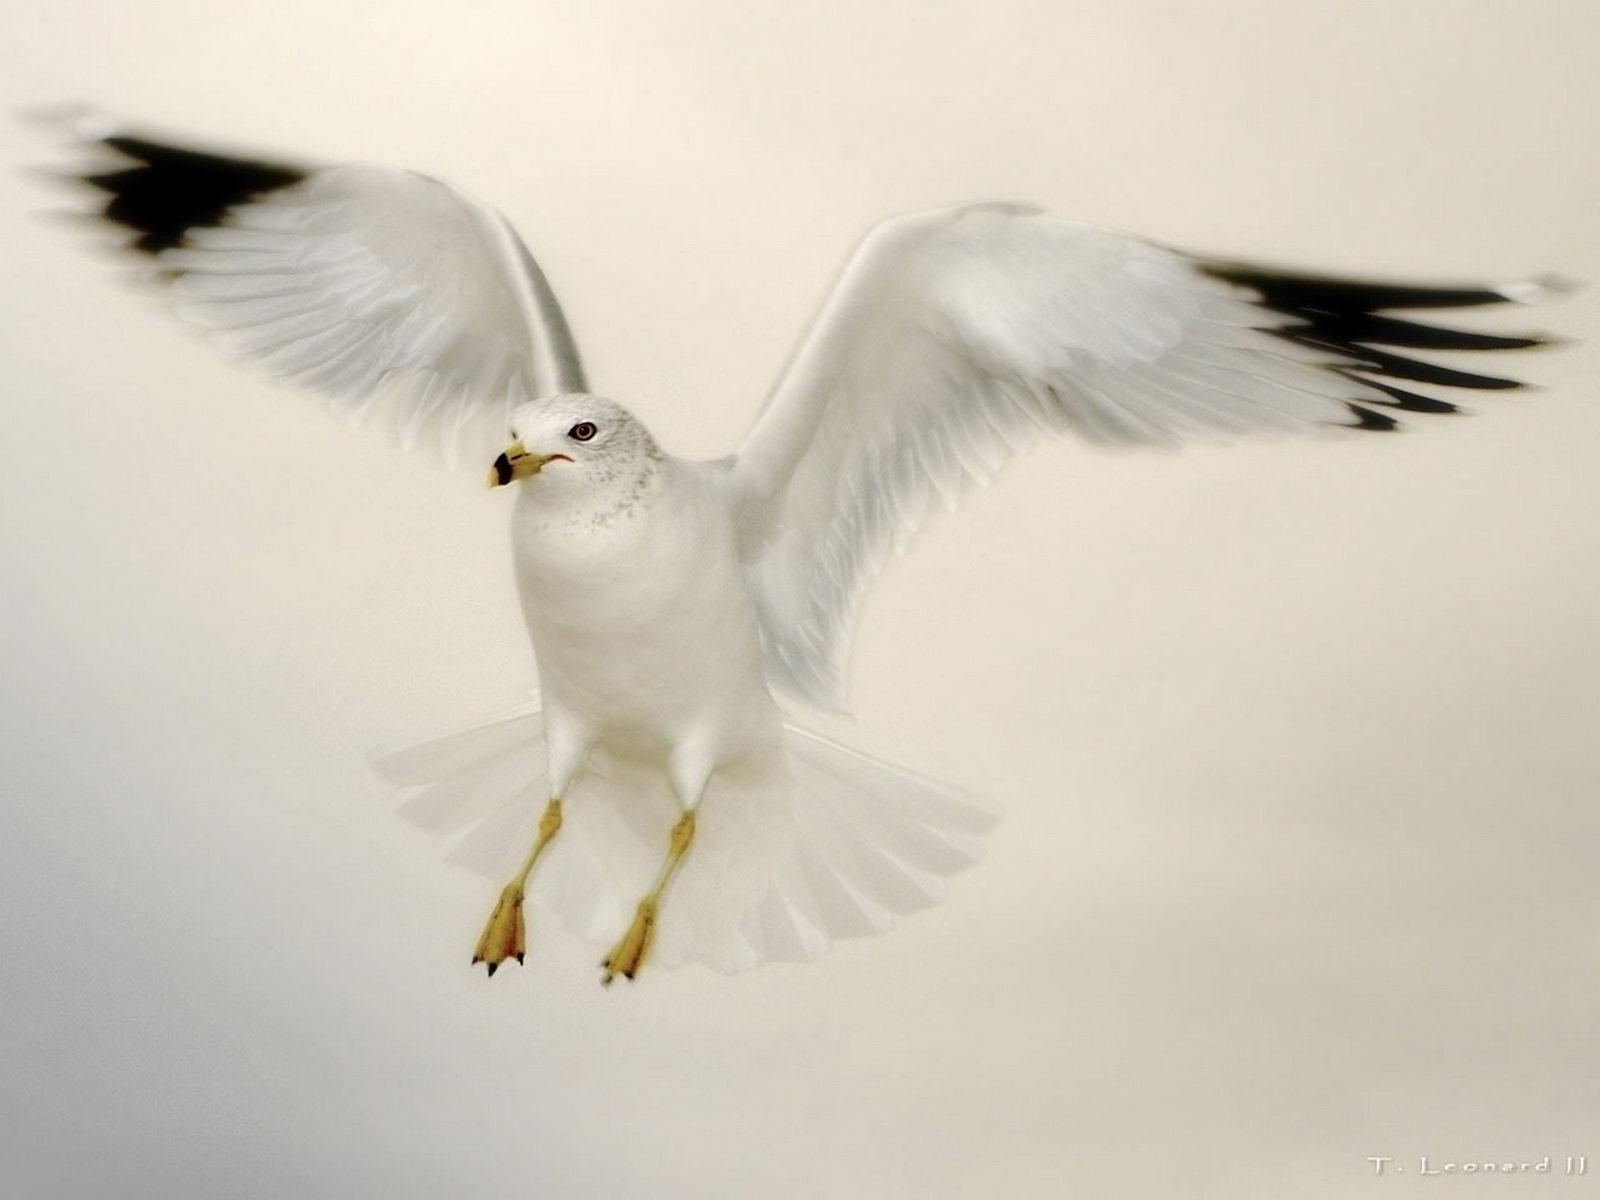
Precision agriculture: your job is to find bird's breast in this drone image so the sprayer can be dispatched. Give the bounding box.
[510,477,775,755]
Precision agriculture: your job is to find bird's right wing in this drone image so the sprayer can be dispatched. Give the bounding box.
[40,109,585,466]
[731,202,1566,711]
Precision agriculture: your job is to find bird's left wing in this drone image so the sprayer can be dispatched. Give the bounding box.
[40,110,585,465]
[731,202,1564,711]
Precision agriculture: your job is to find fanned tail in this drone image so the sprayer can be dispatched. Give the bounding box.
[745,727,997,963]
[373,702,997,973]
[371,698,549,878]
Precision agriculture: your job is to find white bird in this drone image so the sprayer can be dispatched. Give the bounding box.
[41,110,1569,981]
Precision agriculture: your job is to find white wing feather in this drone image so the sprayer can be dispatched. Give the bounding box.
[733,202,1557,710]
[50,115,585,468]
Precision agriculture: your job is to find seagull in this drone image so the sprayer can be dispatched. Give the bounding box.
[39,109,1570,982]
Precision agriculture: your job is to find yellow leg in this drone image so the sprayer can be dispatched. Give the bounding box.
[601,809,697,986]
[472,798,563,977]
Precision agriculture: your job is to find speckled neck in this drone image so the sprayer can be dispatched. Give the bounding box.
[513,439,666,533]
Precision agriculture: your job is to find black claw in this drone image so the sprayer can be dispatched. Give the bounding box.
[515,953,524,965]
[486,962,498,978]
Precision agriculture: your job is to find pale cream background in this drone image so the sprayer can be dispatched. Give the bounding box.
[3,2,1598,1197]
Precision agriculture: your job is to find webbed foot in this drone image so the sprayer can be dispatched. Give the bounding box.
[469,797,563,977]
[600,898,657,986]
[472,884,526,977]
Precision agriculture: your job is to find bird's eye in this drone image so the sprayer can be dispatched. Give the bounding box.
[568,422,598,442]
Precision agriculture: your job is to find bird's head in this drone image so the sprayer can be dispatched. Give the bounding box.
[488,394,659,495]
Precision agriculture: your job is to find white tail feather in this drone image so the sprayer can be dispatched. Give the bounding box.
[374,701,998,973]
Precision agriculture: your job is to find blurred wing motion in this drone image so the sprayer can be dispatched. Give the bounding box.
[43,109,585,465]
[734,202,1568,710]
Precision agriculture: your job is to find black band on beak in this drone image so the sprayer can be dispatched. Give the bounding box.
[492,452,514,486]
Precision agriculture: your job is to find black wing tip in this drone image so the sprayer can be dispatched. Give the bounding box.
[1200,260,1515,312]
[31,109,309,257]
[1277,314,1549,354]
[1344,403,1399,432]
[1339,344,1525,392]
[1201,259,1580,319]
[90,148,306,257]
[1345,377,1461,416]
[1197,257,1578,419]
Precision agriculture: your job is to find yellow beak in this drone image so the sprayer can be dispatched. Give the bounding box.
[486,439,550,489]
